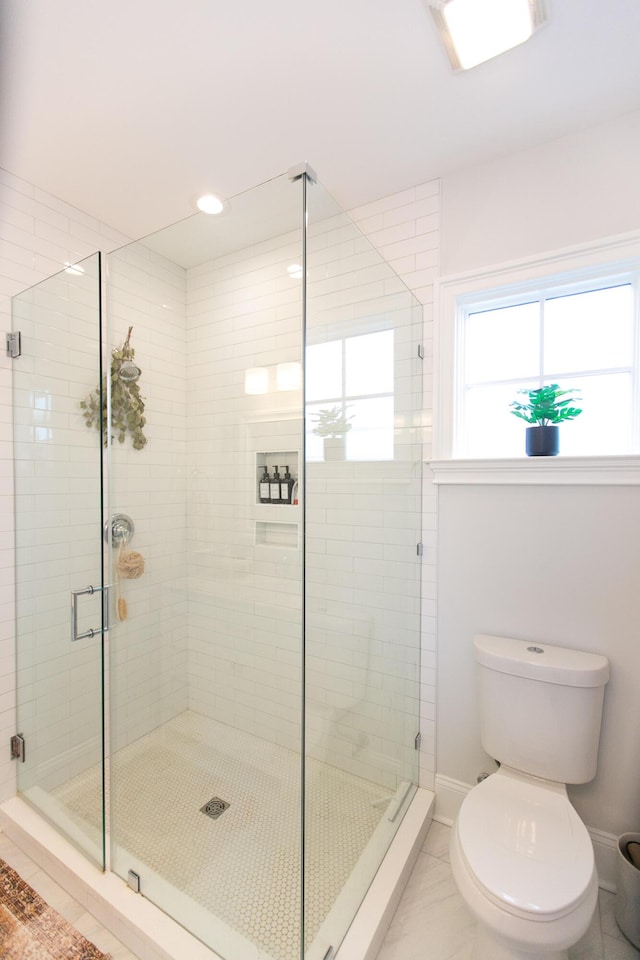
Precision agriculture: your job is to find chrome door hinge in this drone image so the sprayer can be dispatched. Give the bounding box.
[416,542,424,556]
[417,343,424,359]
[127,869,141,893]
[6,332,21,358]
[415,731,422,751]
[10,734,25,762]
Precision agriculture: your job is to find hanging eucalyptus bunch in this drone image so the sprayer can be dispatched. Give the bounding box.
[81,326,148,449]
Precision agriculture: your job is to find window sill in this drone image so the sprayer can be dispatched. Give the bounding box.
[428,456,640,485]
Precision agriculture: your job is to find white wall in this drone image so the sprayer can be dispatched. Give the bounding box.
[436,108,640,847]
[438,484,640,838]
[441,108,640,276]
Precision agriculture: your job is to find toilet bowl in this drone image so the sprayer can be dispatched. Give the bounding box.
[448,635,608,960]
[450,767,598,960]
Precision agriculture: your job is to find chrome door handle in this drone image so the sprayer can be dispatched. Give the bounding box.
[71,585,110,642]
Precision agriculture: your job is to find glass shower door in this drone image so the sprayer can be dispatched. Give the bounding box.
[12,252,106,868]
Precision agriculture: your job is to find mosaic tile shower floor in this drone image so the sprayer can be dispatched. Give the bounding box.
[53,711,388,960]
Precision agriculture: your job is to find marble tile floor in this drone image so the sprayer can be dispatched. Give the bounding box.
[376,821,640,960]
[0,819,637,960]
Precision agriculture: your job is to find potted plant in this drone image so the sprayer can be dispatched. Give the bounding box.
[510,384,582,457]
[310,404,353,460]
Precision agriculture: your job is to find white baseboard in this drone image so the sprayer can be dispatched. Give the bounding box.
[434,774,618,891]
[433,774,468,825]
[589,826,618,893]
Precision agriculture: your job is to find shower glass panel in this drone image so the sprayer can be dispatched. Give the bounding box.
[105,173,305,958]
[12,252,106,868]
[10,170,423,960]
[303,182,423,957]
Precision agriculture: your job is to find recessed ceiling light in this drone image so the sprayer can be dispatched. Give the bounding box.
[427,0,547,71]
[196,194,224,215]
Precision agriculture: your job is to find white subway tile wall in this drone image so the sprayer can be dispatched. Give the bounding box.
[106,243,189,753]
[351,182,439,789]
[0,168,439,815]
[11,236,190,824]
[0,167,129,806]
[304,204,422,790]
[185,228,305,751]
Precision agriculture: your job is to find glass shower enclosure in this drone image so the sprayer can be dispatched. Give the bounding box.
[11,168,423,960]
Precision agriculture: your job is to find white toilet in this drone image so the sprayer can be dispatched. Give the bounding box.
[450,634,609,960]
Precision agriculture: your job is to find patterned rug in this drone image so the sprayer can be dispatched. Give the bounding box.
[0,859,111,960]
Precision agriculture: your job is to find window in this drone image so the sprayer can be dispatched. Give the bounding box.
[306,329,394,461]
[450,268,639,459]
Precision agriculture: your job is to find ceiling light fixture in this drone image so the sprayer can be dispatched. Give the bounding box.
[427,0,547,71]
[196,194,224,215]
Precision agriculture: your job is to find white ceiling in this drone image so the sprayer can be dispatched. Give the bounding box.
[1,0,640,242]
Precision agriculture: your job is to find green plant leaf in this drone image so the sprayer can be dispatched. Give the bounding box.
[80,328,148,450]
[510,384,582,426]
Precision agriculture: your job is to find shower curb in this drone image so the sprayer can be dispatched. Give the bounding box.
[0,797,223,960]
[0,788,435,960]
[336,787,435,960]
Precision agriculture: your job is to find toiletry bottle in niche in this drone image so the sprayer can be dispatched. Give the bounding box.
[280,466,294,504]
[270,466,281,503]
[259,465,270,503]
[292,479,299,505]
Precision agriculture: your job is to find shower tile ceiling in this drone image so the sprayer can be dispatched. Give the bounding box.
[1,0,640,241]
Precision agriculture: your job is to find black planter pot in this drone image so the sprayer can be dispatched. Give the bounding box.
[526,425,559,457]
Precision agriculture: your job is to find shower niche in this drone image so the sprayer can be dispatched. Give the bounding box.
[254,450,300,549]
[255,450,299,506]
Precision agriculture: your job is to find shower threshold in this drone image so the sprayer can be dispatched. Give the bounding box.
[0,786,433,960]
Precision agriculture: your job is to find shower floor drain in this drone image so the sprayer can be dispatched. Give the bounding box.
[200,797,230,819]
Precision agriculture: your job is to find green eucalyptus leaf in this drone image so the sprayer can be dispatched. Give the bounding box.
[80,329,148,450]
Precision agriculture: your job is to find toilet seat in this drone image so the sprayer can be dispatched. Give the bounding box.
[457,770,594,922]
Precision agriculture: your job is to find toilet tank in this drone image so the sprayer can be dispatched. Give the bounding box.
[474,634,609,784]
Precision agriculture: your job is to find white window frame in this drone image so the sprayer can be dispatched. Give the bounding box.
[432,232,640,484]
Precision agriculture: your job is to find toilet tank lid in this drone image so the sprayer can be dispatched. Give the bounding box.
[473,635,609,687]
